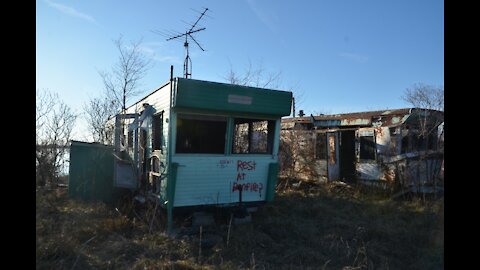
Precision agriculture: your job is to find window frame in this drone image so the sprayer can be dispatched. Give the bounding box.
[175,113,228,155]
[315,132,327,160]
[231,118,276,155]
[359,135,376,160]
[152,111,164,153]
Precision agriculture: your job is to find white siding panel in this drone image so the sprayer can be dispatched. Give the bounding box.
[375,127,390,155]
[172,155,276,207]
[356,162,383,180]
[124,84,172,150]
[123,83,172,199]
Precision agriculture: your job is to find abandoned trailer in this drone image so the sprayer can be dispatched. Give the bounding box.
[69,77,292,232]
[280,108,444,192]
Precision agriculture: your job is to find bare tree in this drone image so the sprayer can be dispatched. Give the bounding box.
[402,83,444,112]
[223,60,302,117]
[224,60,282,88]
[36,89,56,136]
[83,96,118,144]
[400,83,444,198]
[36,89,78,187]
[36,89,56,187]
[278,126,319,188]
[99,35,153,113]
[89,35,153,146]
[401,83,444,145]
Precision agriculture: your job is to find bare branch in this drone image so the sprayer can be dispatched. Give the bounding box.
[401,83,444,112]
[83,96,118,144]
[99,35,153,112]
[36,92,78,187]
[223,60,301,116]
[36,89,58,138]
[223,60,283,88]
[401,83,444,137]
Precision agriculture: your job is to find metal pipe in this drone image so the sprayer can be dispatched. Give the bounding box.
[167,65,174,234]
[238,184,243,208]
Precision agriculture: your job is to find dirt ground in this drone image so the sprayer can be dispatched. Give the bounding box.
[36,179,444,270]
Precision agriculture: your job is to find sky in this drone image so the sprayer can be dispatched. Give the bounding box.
[36,0,444,141]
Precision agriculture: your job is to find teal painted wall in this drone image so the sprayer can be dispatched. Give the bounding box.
[169,107,283,207]
[118,78,291,208]
[175,78,292,116]
[69,141,114,203]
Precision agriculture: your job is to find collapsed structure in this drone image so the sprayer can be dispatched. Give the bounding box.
[69,76,292,232]
[280,108,444,192]
[68,74,443,233]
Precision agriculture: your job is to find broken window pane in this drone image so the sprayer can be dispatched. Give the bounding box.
[176,114,227,154]
[359,136,375,160]
[232,118,275,154]
[428,130,438,150]
[389,127,397,154]
[152,112,163,152]
[127,129,133,150]
[401,128,409,154]
[315,133,327,160]
[328,134,336,164]
[417,134,426,151]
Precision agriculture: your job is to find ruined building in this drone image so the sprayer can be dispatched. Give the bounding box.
[280,108,444,192]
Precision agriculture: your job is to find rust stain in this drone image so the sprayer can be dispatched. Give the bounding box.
[384,170,395,182]
[329,135,336,164]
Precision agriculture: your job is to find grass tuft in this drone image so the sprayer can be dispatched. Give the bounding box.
[37,180,443,269]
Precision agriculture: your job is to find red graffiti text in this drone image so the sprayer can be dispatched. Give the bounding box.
[232,182,264,193]
[237,160,256,171]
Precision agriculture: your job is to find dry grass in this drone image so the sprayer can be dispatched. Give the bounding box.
[36,179,443,270]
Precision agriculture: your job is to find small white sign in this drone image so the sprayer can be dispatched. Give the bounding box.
[228,94,252,105]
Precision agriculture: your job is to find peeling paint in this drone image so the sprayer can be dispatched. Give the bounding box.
[357,162,383,180]
[391,116,401,124]
[341,118,370,126]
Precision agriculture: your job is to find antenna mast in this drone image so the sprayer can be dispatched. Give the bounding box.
[164,8,208,79]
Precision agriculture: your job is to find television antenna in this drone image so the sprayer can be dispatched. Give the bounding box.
[154,8,209,79]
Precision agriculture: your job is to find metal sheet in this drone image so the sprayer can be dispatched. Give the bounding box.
[68,141,114,203]
[327,132,340,181]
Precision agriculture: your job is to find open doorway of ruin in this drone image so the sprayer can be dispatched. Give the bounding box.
[340,130,356,182]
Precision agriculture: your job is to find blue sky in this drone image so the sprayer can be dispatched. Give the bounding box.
[36,0,444,140]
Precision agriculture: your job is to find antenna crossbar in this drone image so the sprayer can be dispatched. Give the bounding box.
[154,7,209,79]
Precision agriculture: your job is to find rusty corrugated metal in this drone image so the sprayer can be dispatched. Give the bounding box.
[314,119,342,127]
[340,118,370,126]
[283,108,420,128]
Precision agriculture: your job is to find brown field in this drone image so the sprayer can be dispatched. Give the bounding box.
[36,179,443,270]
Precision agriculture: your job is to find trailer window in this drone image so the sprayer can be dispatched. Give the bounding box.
[176,114,227,154]
[232,118,275,154]
[127,129,133,150]
[359,136,376,160]
[401,128,409,154]
[315,133,327,160]
[389,127,397,154]
[152,112,163,152]
[328,134,336,164]
[428,130,438,150]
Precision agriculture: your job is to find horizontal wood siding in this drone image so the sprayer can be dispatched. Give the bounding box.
[124,83,172,198]
[171,155,276,207]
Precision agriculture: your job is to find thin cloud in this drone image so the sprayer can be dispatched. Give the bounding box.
[246,0,279,33]
[142,41,167,48]
[139,44,182,64]
[339,52,369,63]
[44,0,95,23]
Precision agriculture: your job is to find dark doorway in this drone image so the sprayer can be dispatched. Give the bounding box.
[340,130,356,182]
